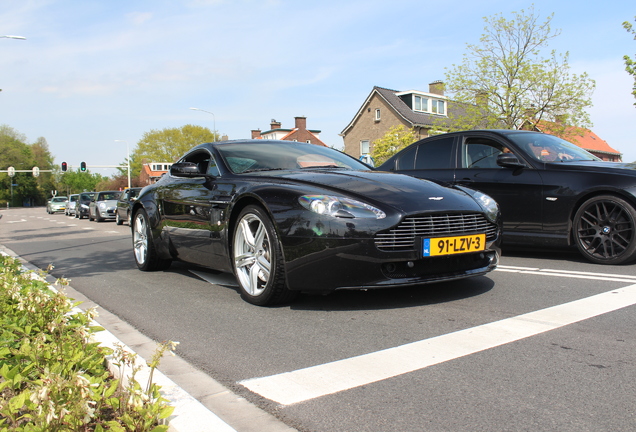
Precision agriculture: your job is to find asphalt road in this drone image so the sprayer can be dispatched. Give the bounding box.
[1,207,635,432]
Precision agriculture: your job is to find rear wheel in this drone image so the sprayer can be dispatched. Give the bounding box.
[116,212,123,225]
[574,195,636,264]
[232,205,295,306]
[132,208,172,271]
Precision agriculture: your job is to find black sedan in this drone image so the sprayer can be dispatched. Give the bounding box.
[377,130,636,265]
[131,140,501,305]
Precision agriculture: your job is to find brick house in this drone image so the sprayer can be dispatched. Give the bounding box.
[341,82,452,159]
[139,162,172,185]
[251,116,327,146]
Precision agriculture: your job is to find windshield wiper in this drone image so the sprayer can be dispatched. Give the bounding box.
[241,167,286,174]
[300,165,344,169]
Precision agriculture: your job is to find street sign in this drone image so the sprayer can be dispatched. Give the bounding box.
[32,167,40,177]
[7,166,15,177]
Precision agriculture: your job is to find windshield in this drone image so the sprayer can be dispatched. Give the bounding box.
[98,192,120,200]
[52,197,66,203]
[508,133,600,162]
[216,142,370,174]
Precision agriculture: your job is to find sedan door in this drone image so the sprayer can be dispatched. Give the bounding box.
[456,134,545,242]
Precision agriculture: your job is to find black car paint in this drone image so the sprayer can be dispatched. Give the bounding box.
[132,140,501,294]
[378,130,636,250]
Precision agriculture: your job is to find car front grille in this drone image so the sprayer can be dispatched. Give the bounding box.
[375,213,498,251]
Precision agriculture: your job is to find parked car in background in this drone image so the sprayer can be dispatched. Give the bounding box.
[89,191,121,222]
[377,129,636,265]
[116,187,142,225]
[75,192,96,219]
[131,139,501,306]
[46,196,68,214]
[65,194,79,216]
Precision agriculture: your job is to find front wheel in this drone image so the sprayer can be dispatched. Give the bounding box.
[116,212,123,225]
[132,208,172,271]
[574,195,636,265]
[232,205,295,306]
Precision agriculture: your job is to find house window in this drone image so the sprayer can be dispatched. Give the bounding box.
[431,100,445,114]
[414,96,428,112]
[375,109,381,121]
[360,140,370,156]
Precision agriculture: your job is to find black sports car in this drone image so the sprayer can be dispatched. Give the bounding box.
[130,140,501,305]
[377,130,636,265]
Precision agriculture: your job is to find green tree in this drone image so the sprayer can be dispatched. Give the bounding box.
[624,16,636,106]
[58,169,108,196]
[371,125,417,165]
[443,6,595,134]
[132,124,217,170]
[0,126,39,206]
[30,137,57,203]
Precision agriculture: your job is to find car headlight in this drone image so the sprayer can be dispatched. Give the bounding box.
[456,186,499,223]
[98,202,106,210]
[299,195,386,219]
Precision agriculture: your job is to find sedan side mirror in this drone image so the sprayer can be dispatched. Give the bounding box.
[170,162,203,178]
[497,153,526,168]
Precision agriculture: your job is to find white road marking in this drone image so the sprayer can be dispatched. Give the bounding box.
[240,283,636,406]
[6,219,27,224]
[497,265,636,283]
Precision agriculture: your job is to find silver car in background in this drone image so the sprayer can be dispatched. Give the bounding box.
[65,194,79,216]
[89,190,121,222]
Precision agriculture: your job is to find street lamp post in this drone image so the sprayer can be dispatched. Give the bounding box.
[115,140,131,188]
[189,107,216,141]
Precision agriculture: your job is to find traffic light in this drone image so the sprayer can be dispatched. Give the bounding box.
[61,162,67,172]
[80,161,87,172]
[32,167,40,177]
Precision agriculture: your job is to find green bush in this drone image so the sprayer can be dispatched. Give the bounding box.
[0,255,174,431]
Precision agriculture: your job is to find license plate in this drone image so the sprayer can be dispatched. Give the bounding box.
[423,234,486,257]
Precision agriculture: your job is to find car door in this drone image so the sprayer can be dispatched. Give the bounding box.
[159,151,233,268]
[456,134,545,239]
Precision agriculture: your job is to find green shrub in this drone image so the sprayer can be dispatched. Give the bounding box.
[0,255,174,431]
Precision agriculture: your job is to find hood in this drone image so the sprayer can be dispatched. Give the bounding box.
[546,160,636,175]
[263,169,483,214]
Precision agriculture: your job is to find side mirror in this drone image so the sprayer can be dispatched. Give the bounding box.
[497,153,526,168]
[170,162,202,177]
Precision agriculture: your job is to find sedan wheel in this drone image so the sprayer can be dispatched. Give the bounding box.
[574,195,636,264]
[232,205,295,306]
[132,209,171,271]
[115,212,123,225]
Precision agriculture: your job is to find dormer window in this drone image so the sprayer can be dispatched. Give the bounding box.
[414,96,428,112]
[398,90,447,116]
[431,99,445,115]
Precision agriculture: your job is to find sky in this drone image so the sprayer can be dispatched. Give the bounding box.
[1,0,635,177]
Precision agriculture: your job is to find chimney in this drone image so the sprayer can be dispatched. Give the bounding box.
[270,119,281,130]
[429,80,444,96]
[251,129,261,139]
[294,116,307,131]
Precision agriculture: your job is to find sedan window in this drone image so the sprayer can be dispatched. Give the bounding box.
[414,137,454,169]
[463,139,508,169]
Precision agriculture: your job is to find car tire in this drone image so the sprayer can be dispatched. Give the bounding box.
[232,205,296,306]
[88,210,94,221]
[132,208,172,271]
[574,195,636,265]
[116,212,123,225]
